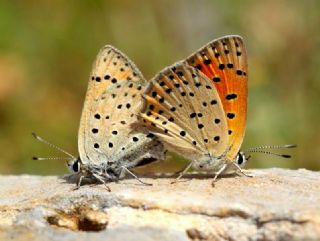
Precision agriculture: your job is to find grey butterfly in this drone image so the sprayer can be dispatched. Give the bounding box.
[34,45,166,189]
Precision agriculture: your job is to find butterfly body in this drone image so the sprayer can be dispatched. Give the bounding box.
[141,36,248,177]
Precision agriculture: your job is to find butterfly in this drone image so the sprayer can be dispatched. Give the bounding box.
[33,45,166,189]
[140,35,295,184]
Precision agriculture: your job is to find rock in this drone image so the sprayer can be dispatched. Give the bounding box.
[0,168,319,241]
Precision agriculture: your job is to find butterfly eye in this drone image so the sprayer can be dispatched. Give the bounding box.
[67,158,81,173]
[236,152,246,166]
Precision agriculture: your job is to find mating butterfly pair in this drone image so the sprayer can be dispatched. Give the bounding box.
[34,35,294,189]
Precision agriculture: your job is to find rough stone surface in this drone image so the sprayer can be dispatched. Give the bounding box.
[0,168,319,241]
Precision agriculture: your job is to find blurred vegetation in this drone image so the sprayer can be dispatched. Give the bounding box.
[0,0,319,175]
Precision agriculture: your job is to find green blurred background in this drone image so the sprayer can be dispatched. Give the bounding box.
[0,0,319,175]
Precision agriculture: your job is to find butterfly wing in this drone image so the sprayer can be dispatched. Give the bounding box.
[141,63,229,162]
[184,35,248,161]
[78,45,165,167]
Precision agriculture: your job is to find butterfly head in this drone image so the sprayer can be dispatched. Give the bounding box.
[218,151,248,174]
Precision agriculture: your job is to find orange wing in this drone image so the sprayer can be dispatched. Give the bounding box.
[184,35,248,160]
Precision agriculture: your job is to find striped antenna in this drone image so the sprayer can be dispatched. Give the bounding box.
[32,157,74,161]
[243,144,297,159]
[32,132,76,160]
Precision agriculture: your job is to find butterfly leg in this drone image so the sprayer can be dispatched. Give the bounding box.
[121,166,153,186]
[211,164,228,187]
[170,161,194,184]
[232,162,254,178]
[72,175,84,190]
[92,173,111,192]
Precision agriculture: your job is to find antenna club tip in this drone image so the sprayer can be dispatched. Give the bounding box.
[32,156,39,160]
[282,154,292,158]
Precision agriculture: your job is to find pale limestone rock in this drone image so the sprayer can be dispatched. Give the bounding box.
[0,168,319,241]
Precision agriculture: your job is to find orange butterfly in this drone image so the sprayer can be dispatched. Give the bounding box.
[141,35,295,184]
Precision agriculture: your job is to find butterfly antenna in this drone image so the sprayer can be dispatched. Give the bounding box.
[243,144,297,159]
[31,132,76,159]
[32,157,74,161]
[244,144,296,152]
